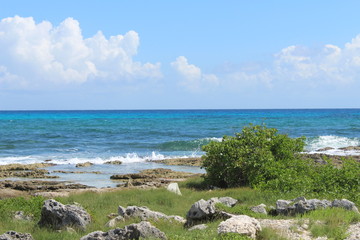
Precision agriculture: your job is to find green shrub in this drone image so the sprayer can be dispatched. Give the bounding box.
[202,124,306,189]
[201,124,360,204]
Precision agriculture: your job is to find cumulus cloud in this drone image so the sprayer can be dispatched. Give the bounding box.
[228,35,360,89]
[171,56,219,91]
[0,16,162,88]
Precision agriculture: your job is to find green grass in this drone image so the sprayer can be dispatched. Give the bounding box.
[300,208,360,240]
[0,176,359,239]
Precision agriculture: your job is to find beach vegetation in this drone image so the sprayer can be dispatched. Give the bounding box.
[201,124,360,204]
[0,177,359,239]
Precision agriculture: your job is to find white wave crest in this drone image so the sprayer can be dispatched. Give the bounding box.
[0,152,167,165]
[203,137,222,142]
[306,135,360,155]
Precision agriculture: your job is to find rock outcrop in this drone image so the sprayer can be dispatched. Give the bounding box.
[152,157,203,167]
[0,231,34,240]
[250,204,267,215]
[112,168,201,189]
[185,197,238,226]
[186,199,217,223]
[76,162,93,168]
[332,199,359,213]
[276,197,359,215]
[217,215,261,239]
[115,205,185,223]
[38,199,91,230]
[0,180,90,192]
[80,221,167,240]
[0,163,56,179]
[104,160,122,165]
[210,197,238,207]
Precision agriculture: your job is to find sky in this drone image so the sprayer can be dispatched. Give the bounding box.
[1,1,360,110]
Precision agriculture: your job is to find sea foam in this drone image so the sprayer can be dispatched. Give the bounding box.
[306,135,360,155]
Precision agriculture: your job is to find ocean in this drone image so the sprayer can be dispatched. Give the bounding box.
[1,109,359,187]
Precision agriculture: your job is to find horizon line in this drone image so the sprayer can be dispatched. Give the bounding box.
[1,107,360,112]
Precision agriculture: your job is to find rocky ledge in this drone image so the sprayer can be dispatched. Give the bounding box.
[152,157,203,167]
[0,180,90,192]
[0,163,57,179]
[111,168,202,188]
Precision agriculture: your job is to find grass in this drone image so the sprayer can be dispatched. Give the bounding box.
[0,176,359,239]
[301,208,360,240]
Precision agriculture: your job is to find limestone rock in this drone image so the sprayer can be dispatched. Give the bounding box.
[186,199,216,221]
[339,146,360,151]
[38,199,91,230]
[332,199,359,213]
[0,231,34,240]
[295,199,332,214]
[76,162,93,167]
[217,215,261,239]
[210,197,238,207]
[80,221,167,240]
[104,160,122,165]
[188,224,208,231]
[316,147,335,151]
[185,197,238,226]
[276,197,358,215]
[166,183,182,195]
[105,216,124,228]
[118,205,185,223]
[13,211,33,221]
[276,200,294,215]
[250,204,267,215]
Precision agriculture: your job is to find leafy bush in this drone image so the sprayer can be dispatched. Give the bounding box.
[201,124,360,204]
[202,124,306,189]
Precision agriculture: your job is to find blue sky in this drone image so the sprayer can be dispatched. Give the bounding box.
[1,1,360,110]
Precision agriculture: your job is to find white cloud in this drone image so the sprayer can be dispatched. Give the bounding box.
[0,16,162,88]
[226,34,360,89]
[171,56,219,91]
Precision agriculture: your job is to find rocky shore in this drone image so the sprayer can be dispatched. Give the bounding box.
[151,151,360,167]
[0,149,359,199]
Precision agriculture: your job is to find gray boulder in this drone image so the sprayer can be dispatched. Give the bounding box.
[276,197,358,216]
[186,199,217,221]
[118,205,185,223]
[38,199,91,230]
[332,199,359,213]
[295,199,332,214]
[276,200,294,215]
[186,197,238,226]
[217,215,261,239]
[80,221,167,240]
[250,204,267,215]
[210,197,238,207]
[0,231,33,240]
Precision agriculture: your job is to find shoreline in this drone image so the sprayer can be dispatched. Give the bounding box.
[0,150,359,199]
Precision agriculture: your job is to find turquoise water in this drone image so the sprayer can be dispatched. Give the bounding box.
[1,109,360,165]
[0,109,359,187]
